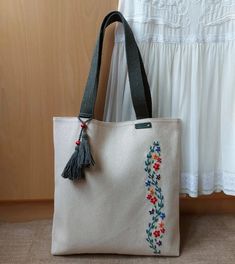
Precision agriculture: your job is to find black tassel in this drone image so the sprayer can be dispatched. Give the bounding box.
[61,145,83,180]
[61,119,95,181]
[78,132,95,167]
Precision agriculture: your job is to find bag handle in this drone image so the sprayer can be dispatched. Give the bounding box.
[79,11,152,120]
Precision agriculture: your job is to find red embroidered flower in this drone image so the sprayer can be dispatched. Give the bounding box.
[159,221,164,229]
[149,187,155,195]
[146,194,152,200]
[152,153,158,160]
[160,228,165,234]
[157,157,162,163]
[153,162,160,171]
[150,197,157,204]
[153,230,161,237]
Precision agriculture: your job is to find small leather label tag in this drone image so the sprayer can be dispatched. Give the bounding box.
[135,122,152,129]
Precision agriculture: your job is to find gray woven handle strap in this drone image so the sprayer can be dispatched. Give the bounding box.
[79,11,152,120]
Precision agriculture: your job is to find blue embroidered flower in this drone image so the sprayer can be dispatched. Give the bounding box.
[155,146,161,152]
[153,141,161,152]
[145,179,151,187]
[157,240,162,246]
[160,212,166,220]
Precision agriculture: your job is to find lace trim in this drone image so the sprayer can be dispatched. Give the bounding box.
[180,186,235,197]
[116,0,235,43]
[139,0,235,27]
[115,28,235,43]
[180,171,235,197]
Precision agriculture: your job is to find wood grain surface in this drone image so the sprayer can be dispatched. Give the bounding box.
[0,0,118,200]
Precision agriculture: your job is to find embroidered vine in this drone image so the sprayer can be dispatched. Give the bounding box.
[145,141,165,255]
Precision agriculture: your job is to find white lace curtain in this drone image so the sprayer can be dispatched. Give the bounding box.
[103,0,235,197]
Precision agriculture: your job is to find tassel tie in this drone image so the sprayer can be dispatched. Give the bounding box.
[62,118,95,181]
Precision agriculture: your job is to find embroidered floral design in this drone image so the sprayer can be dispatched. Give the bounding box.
[139,0,190,28]
[135,0,235,43]
[145,141,165,255]
[200,0,235,26]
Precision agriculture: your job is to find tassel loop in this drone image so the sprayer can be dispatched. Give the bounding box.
[61,118,95,181]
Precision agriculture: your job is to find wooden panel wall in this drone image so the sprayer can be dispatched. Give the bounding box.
[0,0,118,200]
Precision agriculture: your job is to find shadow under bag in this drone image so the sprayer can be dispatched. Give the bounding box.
[52,11,181,256]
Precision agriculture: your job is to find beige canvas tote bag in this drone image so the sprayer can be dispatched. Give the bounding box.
[52,11,181,256]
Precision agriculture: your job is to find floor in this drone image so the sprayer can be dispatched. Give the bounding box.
[0,214,235,264]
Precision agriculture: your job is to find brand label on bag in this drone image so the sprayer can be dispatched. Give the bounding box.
[135,122,152,129]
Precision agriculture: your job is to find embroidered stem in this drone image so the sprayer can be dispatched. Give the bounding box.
[145,141,165,255]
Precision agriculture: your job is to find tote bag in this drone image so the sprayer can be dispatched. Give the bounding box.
[52,11,181,256]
